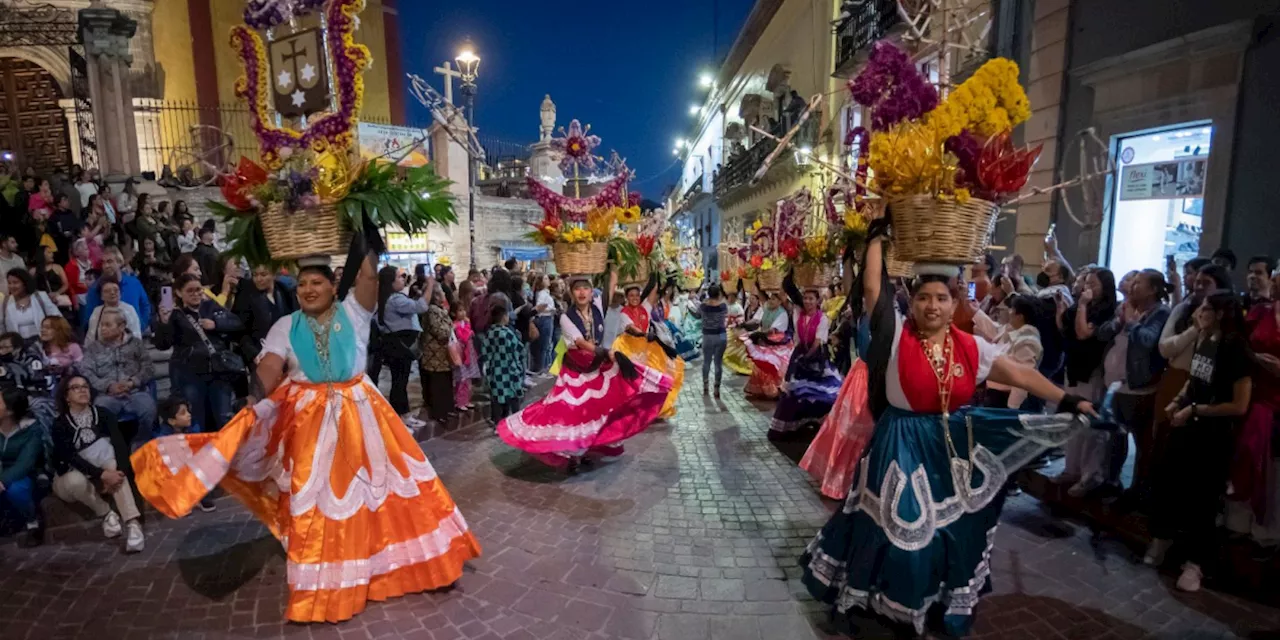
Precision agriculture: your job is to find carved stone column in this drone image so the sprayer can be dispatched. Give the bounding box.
[79,5,141,181]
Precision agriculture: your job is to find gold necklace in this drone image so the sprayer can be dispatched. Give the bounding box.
[919,330,955,422]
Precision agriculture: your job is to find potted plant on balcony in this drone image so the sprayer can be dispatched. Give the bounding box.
[850,41,1041,265]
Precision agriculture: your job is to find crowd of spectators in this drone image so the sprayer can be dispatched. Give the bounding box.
[958,234,1280,593]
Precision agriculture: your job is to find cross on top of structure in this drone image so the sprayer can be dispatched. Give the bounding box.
[433,60,462,105]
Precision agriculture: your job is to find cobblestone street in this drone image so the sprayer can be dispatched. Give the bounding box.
[3,369,1280,640]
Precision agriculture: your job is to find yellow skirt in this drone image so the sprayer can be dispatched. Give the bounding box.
[724,327,753,376]
[131,376,482,623]
[613,333,685,418]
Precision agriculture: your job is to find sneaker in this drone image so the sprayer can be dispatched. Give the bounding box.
[713,388,721,400]
[1176,563,1202,592]
[198,497,217,513]
[401,414,427,428]
[1144,538,1171,566]
[102,512,122,539]
[20,522,43,548]
[124,521,145,553]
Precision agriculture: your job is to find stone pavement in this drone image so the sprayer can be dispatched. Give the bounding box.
[3,368,1280,640]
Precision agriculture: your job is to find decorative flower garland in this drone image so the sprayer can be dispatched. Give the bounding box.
[526,172,629,223]
[232,0,370,168]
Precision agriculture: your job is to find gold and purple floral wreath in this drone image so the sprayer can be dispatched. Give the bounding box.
[231,0,370,169]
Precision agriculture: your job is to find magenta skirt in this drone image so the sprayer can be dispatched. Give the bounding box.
[496,350,672,467]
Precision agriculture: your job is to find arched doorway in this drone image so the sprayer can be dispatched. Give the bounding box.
[0,57,72,175]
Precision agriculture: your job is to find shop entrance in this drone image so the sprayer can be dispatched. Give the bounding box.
[1102,123,1213,278]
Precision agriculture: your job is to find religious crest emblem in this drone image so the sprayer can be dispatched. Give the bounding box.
[270,28,329,117]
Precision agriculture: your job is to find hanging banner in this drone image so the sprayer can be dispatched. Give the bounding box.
[1119,158,1208,201]
[357,122,430,167]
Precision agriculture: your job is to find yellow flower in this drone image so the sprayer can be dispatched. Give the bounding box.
[616,205,641,225]
[751,220,763,232]
[954,188,972,204]
[761,257,776,271]
[844,209,868,233]
[561,227,594,243]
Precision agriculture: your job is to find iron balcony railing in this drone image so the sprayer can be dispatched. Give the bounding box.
[713,137,778,200]
[833,0,901,76]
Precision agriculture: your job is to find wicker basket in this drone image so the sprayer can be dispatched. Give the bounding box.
[261,201,351,261]
[794,263,835,290]
[619,259,650,286]
[553,242,608,275]
[887,194,999,265]
[885,244,915,278]
[756,269,783,291]
[678,275,701,291]
[720,275,739,295]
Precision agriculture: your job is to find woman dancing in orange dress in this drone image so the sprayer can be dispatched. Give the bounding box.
[131,250,481,623]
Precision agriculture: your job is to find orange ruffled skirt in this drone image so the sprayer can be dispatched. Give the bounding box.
[131,376,482,623]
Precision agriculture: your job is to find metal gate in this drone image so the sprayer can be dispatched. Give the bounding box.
[69,46,98,171]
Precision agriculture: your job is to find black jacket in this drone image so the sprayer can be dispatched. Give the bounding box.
[49,406,132,485]
[232,278,299,362]
[192,242,220,287]
[153,300,244,376]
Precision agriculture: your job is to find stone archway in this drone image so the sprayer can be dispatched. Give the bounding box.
[0,56,73,174]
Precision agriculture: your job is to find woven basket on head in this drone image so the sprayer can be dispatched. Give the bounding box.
[885,244,915,278]
[887,194,999,265]
[261,201,351,261]
[553,242,608,275]
[619,259,650,286]
[720,275,739,295]
[678,275,701,291]
[794,263,836,290]
[756,269,783,292]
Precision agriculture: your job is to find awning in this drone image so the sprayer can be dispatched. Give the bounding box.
[499,244,550,262]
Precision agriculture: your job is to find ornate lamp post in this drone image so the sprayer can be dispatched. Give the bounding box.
[455,39,480,268]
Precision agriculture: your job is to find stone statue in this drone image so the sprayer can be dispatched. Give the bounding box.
[540,94,556,142]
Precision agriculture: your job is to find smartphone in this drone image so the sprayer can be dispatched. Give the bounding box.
[160,286,174,311]
[1166,254,1177,272]
[967,282,977,300]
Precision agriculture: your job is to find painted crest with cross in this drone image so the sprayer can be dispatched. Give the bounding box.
[270,27,330,117]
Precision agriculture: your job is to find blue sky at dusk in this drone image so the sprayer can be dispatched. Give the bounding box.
[398,0,754,197]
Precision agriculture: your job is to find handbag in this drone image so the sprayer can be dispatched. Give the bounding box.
[186,311,246,375]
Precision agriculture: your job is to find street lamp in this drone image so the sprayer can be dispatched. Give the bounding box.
[456,39,481,268]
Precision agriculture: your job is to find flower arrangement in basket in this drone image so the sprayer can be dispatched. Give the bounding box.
[851,41,1043,265]
[676,247,704,291]
[525,123,643,276]
[617,205,665,285]
[718,241,749,294]
[776,187,841,291]
[213,0,456,263]
[742,218,782,291]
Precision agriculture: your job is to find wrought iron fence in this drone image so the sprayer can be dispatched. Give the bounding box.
[834,0,901,73]
[477,135,531,166]
[134,100,263,185]
[713,137,778,199]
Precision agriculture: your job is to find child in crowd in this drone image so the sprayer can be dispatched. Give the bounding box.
[479,305,525,426]
[156,395,215,512]
[452,305,478,412]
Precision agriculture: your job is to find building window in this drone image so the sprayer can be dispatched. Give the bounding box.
[1103,123,1212,278]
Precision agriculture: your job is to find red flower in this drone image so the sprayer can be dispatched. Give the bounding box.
[750,255,764,269]
[975,132,1043,197]
[780,238,802,261]
[720,271,732,281]
[636,236,655,257]
[220,157,269,210]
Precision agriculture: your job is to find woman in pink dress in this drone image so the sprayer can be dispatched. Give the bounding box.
[496,275,673,474]
[1228,270,1280,543]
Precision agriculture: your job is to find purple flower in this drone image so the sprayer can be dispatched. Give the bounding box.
[848,42,937,131]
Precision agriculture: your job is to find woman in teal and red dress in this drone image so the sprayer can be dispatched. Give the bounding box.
[801,222,1099,637]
